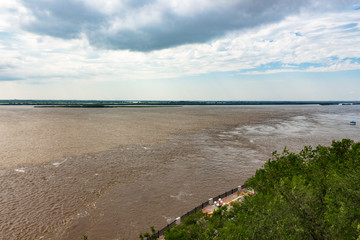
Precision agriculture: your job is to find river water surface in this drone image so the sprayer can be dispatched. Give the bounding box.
[0,105,359,239]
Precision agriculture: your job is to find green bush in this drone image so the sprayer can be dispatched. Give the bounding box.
[160,139,360,240]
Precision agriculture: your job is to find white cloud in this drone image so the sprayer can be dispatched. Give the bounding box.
[0,0,359,100]
[2,8,360,82]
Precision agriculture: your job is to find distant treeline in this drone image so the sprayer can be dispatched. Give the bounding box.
[1,100,360,106]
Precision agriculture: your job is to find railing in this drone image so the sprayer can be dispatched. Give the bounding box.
[157,220,177,237]
[151,185,244,239]
[213,187,240,202]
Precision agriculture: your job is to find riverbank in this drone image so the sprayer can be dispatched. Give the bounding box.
[154,187,254,240]
[160,139,360,239]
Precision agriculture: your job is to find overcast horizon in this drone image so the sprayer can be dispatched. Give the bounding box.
[1,0,360,101]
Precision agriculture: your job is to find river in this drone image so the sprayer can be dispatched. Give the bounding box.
[0,105,358,239]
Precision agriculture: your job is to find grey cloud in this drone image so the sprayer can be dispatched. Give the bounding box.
[0,64,15,70]
[0,76,22,81]
[21,0,105,39]
[20,0,353,51]
[0,64,21,81]
[0,71,22,81]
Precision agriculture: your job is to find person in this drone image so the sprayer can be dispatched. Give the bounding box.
[215,199,223,207]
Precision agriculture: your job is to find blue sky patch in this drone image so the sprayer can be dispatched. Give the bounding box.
[343,57,360,64]
[242,61,328,73]
[341,23,358,29]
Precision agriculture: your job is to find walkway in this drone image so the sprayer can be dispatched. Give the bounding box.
[202,189,249,214]
[157,188,254,239]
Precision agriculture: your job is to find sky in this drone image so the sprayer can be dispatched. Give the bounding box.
[0,0,360,101]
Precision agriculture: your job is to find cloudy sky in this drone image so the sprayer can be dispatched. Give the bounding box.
[0,0,359,100]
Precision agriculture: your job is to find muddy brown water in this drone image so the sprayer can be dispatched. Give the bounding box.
[0,105,359,239]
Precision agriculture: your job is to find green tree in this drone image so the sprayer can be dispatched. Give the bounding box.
[158,139,360,240]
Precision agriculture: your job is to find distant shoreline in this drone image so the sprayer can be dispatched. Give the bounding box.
[34,104,181,108]
[1,100,359,107]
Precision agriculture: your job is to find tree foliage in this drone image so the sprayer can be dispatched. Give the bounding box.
[162,139,360,240]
